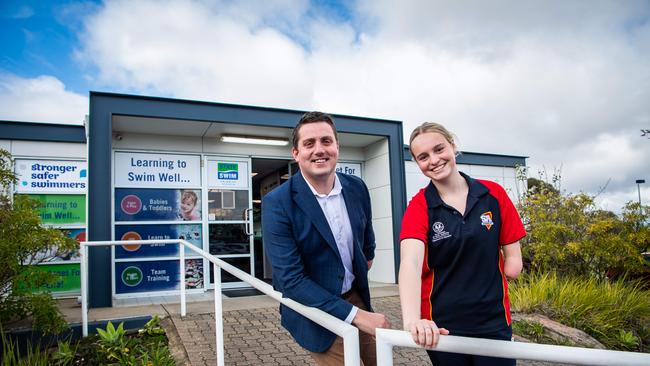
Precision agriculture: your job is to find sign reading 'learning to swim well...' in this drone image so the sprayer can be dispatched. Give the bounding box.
[114,152,201,188]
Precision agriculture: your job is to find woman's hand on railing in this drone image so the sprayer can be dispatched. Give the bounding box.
[405,319,448,349]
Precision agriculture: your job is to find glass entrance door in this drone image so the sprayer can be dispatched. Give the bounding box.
[205,157,253,288]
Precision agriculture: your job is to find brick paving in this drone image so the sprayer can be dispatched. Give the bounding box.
[167,295,568,365]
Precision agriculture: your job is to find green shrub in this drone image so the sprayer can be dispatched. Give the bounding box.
[518,183,649,279]
[93,317,175,365]
[0,149,78,334]
[1,317,175,365]
[510,272,650,351]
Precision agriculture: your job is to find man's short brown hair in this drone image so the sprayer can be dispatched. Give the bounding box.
[292,111,338,149]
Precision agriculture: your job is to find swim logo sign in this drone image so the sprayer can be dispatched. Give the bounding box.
[208,160,248,188]
[217,163,238,180]
[14,159,87,193]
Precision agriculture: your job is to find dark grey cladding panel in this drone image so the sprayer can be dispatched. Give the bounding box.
[90,91,402,133]
[0,120,85,143]
[403,145,526,167]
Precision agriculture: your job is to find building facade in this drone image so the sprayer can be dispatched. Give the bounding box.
[1,92,526,308]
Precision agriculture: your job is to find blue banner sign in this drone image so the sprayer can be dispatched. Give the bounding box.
[115,260,179,294]
[115,188,201,222]
[115,259,203,294]
[115,224,202,258]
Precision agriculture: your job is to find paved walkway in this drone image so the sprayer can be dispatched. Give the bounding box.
[64,285,571,365]
[163,294,569,366]
[167,296,433,365]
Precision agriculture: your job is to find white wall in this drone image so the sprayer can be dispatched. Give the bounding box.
[0,140,10,151]
[112,132,365,161]
[363,139,395,284]
[5,140,86,159]
[405,161,523,205]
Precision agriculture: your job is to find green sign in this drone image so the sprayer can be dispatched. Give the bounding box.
[33,263,81,293]
[217,162,238,172]
[27,194,86,225]
[217,163,239,180]
[121,266,143,287]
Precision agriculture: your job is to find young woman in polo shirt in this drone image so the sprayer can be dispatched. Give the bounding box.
[399,122,525,366]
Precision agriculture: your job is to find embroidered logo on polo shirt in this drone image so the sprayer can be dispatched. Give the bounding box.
[431,221,451,242]
[480,211,494,230]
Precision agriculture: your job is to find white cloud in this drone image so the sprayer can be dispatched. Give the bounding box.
[66,0,650,210]
[528,131,649,197]
[76,0,313,108]
[0,74,87,125]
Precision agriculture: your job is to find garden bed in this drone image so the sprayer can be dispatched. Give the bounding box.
[2,315,178,365]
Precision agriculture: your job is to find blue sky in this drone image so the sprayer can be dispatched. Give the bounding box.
[1,1,94,92]
[0,0,648,210]
[1,0,356,95]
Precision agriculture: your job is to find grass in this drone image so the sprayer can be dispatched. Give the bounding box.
[1,335,53,365]
[510,272,650,351]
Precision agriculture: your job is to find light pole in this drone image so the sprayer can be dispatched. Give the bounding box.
[638,179,648,254]
[636,179,646,207]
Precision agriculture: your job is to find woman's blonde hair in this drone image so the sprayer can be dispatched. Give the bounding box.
[408,122,457,157]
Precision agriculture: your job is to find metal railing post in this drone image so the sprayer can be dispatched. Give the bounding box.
[180,245,186,317]
[342,327,361,366]
[80,243,88,336]
[375,329,394,366]
[214,262,225,366]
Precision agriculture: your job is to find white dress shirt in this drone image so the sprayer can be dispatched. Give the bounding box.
[305,174,359,323]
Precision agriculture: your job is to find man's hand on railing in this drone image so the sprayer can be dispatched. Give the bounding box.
[352,309,391,336]
[405,319,449,349]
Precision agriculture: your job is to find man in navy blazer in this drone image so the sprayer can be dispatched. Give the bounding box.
[262,112,390,365]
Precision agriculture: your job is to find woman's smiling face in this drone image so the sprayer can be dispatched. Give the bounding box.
[410,132,458,182]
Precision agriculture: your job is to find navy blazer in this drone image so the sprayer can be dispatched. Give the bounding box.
[262,171,376,352]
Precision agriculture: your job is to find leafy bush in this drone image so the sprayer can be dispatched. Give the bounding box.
[92,316,174,365]
[518,172,649,279]
[510,272,650,351]
[1,316,175,365]
[0,149,78,334]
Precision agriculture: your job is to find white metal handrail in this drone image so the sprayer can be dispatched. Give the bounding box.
[80,239,360,366]
[376,328,650,366]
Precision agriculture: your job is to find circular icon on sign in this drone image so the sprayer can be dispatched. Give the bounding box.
[121,266,143,287]
[121,231,142,251]
[74,231,86,243]
[120,195,142,215]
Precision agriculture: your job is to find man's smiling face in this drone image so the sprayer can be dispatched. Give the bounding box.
[292,121,339,185]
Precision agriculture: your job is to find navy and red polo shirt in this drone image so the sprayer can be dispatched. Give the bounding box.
[400,172,526,335]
